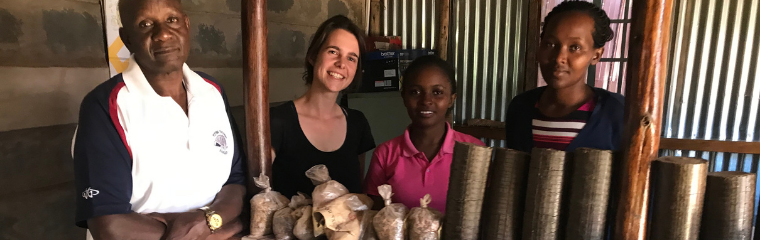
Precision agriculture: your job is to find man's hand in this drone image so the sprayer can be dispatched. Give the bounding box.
[163,211,211,240]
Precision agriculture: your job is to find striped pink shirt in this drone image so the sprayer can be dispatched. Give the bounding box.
[532,99,596,151]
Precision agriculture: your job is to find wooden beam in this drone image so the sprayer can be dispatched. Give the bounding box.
[242,0,271,194]
[453,128,760,155]
[453,125,507,141]
[659,138,760,155]
[614,0,674,238]
[369,0,381,36]
[522,0,542,91]
[436,0,450,61]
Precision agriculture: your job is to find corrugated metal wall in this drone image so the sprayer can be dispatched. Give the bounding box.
[378,0,528,147]
[661,0,760,171]
[378,0,439,49]
[450,0,527,145]
[659,0,760,218]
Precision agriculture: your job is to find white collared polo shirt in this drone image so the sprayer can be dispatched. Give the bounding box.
[72,57,244,228]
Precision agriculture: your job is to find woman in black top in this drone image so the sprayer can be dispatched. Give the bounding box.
[270,15,376,198]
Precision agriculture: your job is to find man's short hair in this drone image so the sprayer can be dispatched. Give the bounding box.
[117,0,183,28]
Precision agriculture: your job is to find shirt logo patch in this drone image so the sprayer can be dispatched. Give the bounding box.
[82,187,99,199]
[213,130,228,154]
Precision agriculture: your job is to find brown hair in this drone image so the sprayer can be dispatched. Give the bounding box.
[303,15,367,92]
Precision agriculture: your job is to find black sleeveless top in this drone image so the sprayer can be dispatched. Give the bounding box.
[270,101,376,198]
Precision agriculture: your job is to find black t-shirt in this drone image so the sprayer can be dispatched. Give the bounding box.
[270,101,376,198]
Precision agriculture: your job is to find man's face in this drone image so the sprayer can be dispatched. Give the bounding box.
[120,0,190,75]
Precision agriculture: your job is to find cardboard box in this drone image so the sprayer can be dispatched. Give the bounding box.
[359,49,437,93]
[360,50,400,93]
[365,36,402,52]
[398,49,436,75]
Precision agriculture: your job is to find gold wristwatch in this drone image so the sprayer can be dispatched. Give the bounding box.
[199,206,222,233]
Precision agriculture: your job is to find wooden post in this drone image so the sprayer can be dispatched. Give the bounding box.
[369,0,381,36]
[613,0,674,238]
[522,0,542,91]
[436,0,450,61]
[438,0,452,124]
[242,0,271,194]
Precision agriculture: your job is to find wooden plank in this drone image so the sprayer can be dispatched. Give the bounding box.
[522,0,542,91]
[613,0,675,238]
[242,0,272,194]
[659,138,760,155]
[451,131,760,155]
[369,0,381,36]
[453,125,506,141]
[436,0,450,61]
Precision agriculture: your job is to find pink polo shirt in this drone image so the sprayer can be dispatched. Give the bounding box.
[363,123,485,213]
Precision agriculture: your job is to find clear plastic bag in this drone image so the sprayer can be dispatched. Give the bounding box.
[250,173,290,237]
[306,165,350,237]
[359,210,379,240]
[289,192,311,209]
[315,194,372,232]
[325,224,359,240]
[306,165,350,208]
[292,205,317,240]
[318,194,374,240]
[273,207,296,240]
[325,209,379,240]
[372,185,407,240]
[241,235,277,240]
[274,192,311,240]
[406,194,442,240]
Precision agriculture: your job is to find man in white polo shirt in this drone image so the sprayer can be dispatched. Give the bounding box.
[72,0,245,239]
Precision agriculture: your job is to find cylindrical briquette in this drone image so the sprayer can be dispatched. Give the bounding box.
[522,148,568,240]
[442,142,493,240]
[649,156,708,240]
[699,171,756,240]
[480,148,531,240]
[565,148,613,240]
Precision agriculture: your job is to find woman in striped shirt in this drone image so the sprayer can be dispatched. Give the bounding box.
[505,1,625,152]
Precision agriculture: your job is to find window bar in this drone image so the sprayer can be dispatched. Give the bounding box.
[610,19,632,23]
[617,0,632,94]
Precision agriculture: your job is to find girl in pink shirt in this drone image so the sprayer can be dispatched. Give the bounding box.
[363,55,485,213]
